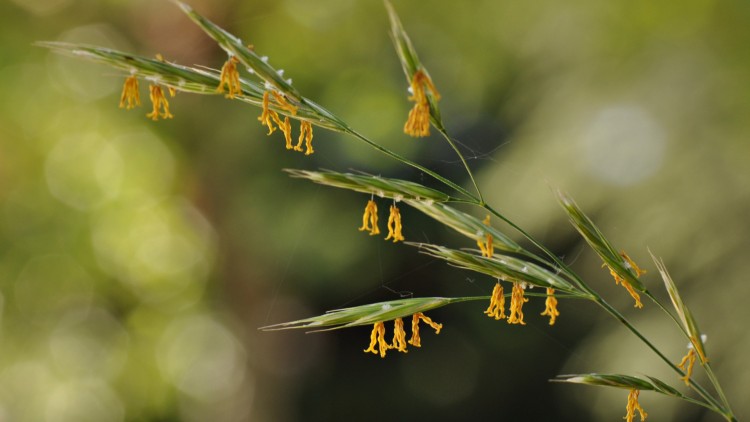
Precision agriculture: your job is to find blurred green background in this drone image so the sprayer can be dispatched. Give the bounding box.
[2,0,749,420]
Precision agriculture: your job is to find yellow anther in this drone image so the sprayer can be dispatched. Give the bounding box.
[624,389,648,422]
[217,56,242,98]
[385,204,405,243]
[404,70,440,137]
[363,322,389,358]
[507,282,529,325]
[358,199,380,236]
[540,287,560,325]
[146,84,173,121]
[484,282,506,320]
[119,75,140,110]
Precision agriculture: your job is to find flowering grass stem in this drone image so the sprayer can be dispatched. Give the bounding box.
[40,1,738,419]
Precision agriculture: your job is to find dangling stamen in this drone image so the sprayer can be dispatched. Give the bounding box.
[294,121,314,155]
[484,282,506,320]
[389,318,408,353]
[621,252,647,277]
[540,287,560,325]
[624,389,648,422]
[280,116,293,149]
[408,312,442,348]
[119,75,140,110]
[258,91,279,134]
[507,282,529,325]
[477,215,494,258]
[385,203,405,243]
[146,84,173,121]
[404,69,440,137]
[270,91,298,115]
[678,348,697,385]
[358,199,380,236]
[217,56,242,99]
[363,322,389,358]
[604,251,645,308]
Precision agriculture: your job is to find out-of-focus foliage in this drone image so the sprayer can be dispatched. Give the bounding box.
[1,0,749,421]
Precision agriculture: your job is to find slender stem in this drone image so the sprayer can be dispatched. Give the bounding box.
[482,204,588,290]
[436,126,484,203]
[341,98,739,421]
[592,296,731,419]
[346,128,478,202]
[704,362,736,421]
[645,290,736,417]
[475,205,735,419]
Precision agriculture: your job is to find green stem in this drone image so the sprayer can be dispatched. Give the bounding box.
[346,128,477,202]
[482,204,588,290]
[436,126,484,203]
[704,362,736,421]
[476,204,733,419]
[341,94,738,421]
[592,296,732,419]
[644,293,736,418]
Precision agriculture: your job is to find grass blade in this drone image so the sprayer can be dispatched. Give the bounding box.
[260,296,477,332]
[413,243,583,295]
[556,190,646,292]
[285,169,451,202]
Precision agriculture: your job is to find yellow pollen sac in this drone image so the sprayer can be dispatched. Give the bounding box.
[146,84,173,121]
[625,389,648,422]
[477,215,494,258]
[403,70,440,138]
[689,335,708,364]
[678,348,697,385]
[385,204,405,243]
[540,287,560,325]
[389,318,408,353]
[294,121,314,155]
[217,56,242,99]
[363,322,389,358]
[605,266,643,308]
[258,91,280,135]
[408,312,442,348]
[271,91,299,115]
[358,199,380,236]
[484,282,506,320]
[604,251,645,309]
[507,282,529,325]
[621,252,647,277]
[119,75,141,110]
[279,116,293,149]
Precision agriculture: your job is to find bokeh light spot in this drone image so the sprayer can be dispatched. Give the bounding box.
[158,314,249,402]
[14,254,93,321]
[45,132,123,211]
[581,105,666,186]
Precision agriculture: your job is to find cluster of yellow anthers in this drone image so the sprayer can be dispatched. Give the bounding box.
[364,312,442,358]
[484,282,560,326]
[481,216,559,326]
[539,287,560,325]
[214,54,315,155]
[625,389,648,422]
[403,69,440,138]
[604,251,646,308]
[217,56,242,98]
[477,215,494,258]
[358,199,405,243]
[119,55,175,121]
[147,84,175,121]
[255,89,314,156]
[678,347,697,386]
[677,337,707,386]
